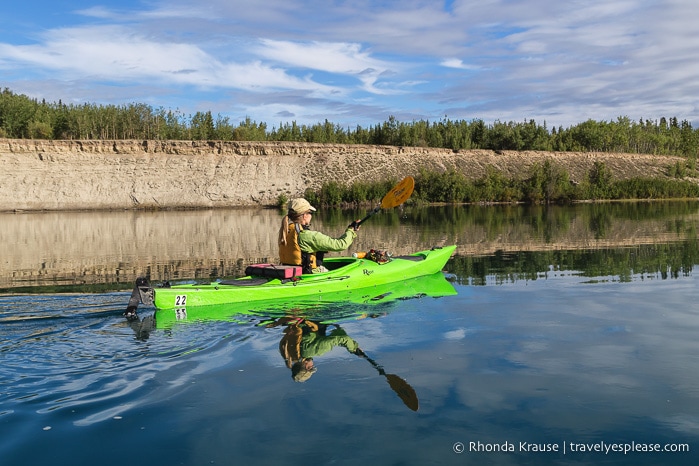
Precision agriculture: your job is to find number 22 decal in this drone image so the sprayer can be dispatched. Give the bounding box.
[175,295,187,306]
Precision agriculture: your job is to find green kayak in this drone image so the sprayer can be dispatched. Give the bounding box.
[131,245,455,311]
[152,270,457,328]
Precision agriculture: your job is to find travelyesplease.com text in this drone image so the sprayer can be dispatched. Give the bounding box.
[453,440,690,455]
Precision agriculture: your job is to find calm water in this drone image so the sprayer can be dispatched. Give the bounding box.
[1,203,699,465]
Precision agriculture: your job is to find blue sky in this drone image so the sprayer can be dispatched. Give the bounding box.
[1,0,697,129]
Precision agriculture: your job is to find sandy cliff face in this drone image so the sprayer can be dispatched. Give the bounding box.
[0,138,683,211]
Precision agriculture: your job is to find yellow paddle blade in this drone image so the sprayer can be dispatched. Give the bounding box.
[380,176,415,209]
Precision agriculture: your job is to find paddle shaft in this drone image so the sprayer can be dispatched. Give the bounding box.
[356,205,382,226]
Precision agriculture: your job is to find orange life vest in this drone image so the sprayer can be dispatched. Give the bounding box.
[279,222,317,272]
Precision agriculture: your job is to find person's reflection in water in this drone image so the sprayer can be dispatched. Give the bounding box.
[266,316,364,382]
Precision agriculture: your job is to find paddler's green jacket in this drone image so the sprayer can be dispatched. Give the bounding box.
[298,228,357,255]
[280,224,357,273]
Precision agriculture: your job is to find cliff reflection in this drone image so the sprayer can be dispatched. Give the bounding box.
[1,202,698,289]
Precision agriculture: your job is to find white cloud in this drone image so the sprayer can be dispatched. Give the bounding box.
[256,40,383,75]
[0,26,340,96]
[1,0,698,127]
[440,58,480,71]
[254,39,403,94]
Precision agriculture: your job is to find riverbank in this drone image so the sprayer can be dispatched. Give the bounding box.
[0,138,686,211]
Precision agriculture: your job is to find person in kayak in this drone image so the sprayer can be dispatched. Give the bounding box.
[278,197,360,273]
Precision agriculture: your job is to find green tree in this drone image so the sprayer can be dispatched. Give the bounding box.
[190,111,215,140]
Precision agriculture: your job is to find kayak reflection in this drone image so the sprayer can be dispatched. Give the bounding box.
[127,272,455,411]
[150,271,457,328]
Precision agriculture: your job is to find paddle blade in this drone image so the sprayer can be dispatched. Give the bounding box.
[379,176,414,209]
[386,373,419,411]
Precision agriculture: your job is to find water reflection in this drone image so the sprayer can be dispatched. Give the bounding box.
[121,272,453,411]
[265,315,419,411]
[267,316,360,382]
[450,240,699,285]
[121,272,457,411]
[1,201,698,290]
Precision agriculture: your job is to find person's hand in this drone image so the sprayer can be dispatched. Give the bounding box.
[348,220,361,232]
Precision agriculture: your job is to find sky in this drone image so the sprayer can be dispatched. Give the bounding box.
[1,0,698,129]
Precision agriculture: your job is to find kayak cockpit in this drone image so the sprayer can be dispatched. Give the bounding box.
[219,277,273,286]
[218,256,359,285]
[322,257,359,271]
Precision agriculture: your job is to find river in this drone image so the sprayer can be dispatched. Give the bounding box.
[1,203,698,465]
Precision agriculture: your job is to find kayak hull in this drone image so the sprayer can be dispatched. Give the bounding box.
[152,245,456,310]
[153,270,458,328]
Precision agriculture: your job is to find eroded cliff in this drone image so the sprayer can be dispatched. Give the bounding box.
[0,138,683,211]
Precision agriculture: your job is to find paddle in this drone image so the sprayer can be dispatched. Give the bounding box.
[357,349,419,411]
[353,176,415,227]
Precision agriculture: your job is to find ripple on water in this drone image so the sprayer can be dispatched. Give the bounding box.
[1,292,277,429]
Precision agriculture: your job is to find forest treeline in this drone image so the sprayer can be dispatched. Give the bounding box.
[301,161,699,207]
[1,88,698,157]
